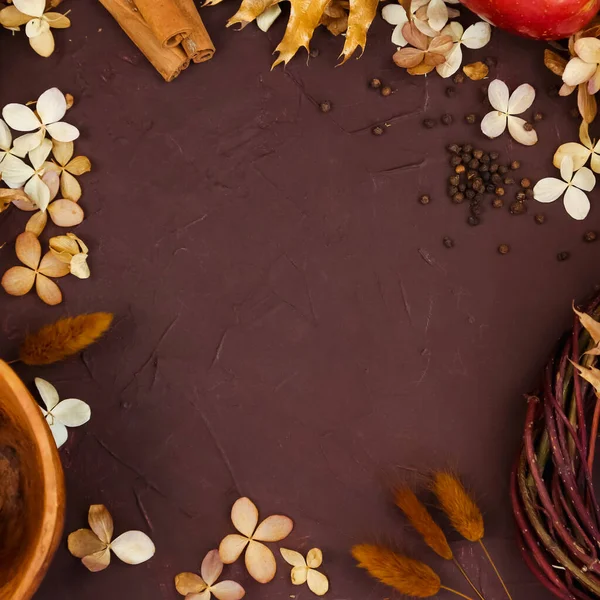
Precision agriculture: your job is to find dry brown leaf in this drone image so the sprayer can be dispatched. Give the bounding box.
[338,0,378,64]
[574,305,600,346]
[463,61,489,80]
[227,0,279,28]
[544,48,567,76]
[573,362,600,395]
[578,82,597,124]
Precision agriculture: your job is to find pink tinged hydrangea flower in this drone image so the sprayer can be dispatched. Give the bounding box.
[436,21,491,78]
[563,38,600,95]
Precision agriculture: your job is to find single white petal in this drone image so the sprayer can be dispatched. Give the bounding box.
[461,22,491,49]
[29,137,52,170]
[231,497,259,537]
[391,23,408,47]
[572,166,596,191]
[426,0,448,32]
[440,21,463,41]
[559,82,577,96]
[70,253,90,279]
[487,79,510,112]
[35,377,60,410]
[256,4,281,32]
[46,121,79,143]
[591,153,600,173]
[307,569,329,596]
[560,154,574,182]
[25,17,49,38]
[49,422,68,448]
[210,580,246,600]
[480,111,507,139]
[29,28,55,57]
[13,130,44,154]
[507,116,538,146]
[564,185,591,220]
[0,119,12,150]
[36,88,67,125]
[13,0,45,17]
[436,43,462,78]
[52,398,91,427]
[563,57,597,86]
[25,174,50,212]
[553,142,591,170]
[533,178,569,203]
[110,531,155,564]
[280,548,306,567]
[507,83,536,115]
[0,154,35,187]
[574,37,600,64]
[381,4,407,26]
[413,17,439,38]
[2,103,40,132]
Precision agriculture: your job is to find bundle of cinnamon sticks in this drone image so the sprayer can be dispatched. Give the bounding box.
[99,0,214,82]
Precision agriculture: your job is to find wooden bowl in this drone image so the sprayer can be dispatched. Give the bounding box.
[0,360,65,600]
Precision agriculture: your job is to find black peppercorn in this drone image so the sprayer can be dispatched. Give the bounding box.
[448,186,459,196]
[504,177,515,185]
[498,165,508,175]
[458,183,466,192]
[381,85,392,97]
[485,56,497,67]
[443,236,455,248]
[584,230,598,242]
[516,191,526,202]
[441,114,453,125]
[467,215,480,226]
[534,214,546,225]
[489,163,499,173]
[453,72,465,84]
[471,205,482,216]
[469,158,480,170]
[372,125,384,136]
[466,170,477,181]
[479,164,489,173]
[510,160,521,170]
[463,144,473,153]
[495,187,505,196]
[523,122,534,132]
[461,153,472,165]
[450,155,462,167]
[419,194,431,205]
[491,174,502,185]
[533,112,544,122]
[465,114,477,124]
[474,193,484,203]
[449,174,460,186]
[498,244,510,255]
[492,197,504,208]
[490,151,499,160]
[369,78,381,88]
[482,171,491,182]
[466,189,476,200]
[520,178,531,188]
[456,165,466,174]
[473,150,483,160]
[319,101,332,113]
[481,154,491,164]
[486,183,496,193]
[447,144,461,154]
[452,192,465,203]
[423,118,436,129]
[557,251,570,261]
[509,201,526,215]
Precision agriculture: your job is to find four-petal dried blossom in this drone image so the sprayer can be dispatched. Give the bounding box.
[1,231,69,305]
[219,497,293,583]
[554,120,600,172]
[3,87,79,153]
[393,22,453,75]
[280,548,330,596]
[175,549,246,600]
[44,140,91,201]
[68,504,155,572]
[533,155,596,220]
[563,38,600,95]
[480,79,538,146]
[34,377,90,448]
[436,21,491,77]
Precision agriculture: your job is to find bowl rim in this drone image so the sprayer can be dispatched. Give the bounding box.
[0,360,65,600]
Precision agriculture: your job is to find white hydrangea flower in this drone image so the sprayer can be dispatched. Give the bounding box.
[534,155,596,220]
[480,79,538,146]
[0,118,26,164]
[436,21,491,77]
[2,87,79,154]
[554,120,600,173]
[35,377,91,448]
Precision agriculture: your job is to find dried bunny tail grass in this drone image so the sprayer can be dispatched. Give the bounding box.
[19,313,114,365]
[394,486,453,560]
[431,471,484,543]
[352,544,441,598]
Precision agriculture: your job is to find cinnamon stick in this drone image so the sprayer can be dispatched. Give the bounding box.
[133,0,191,47]
[98,0,190,82]
[177,0,215,63]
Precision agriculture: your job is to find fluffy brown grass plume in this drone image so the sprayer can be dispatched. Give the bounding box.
[432,472,484,542]
[352,544,441,598]
[394,486,453,560]
[20,313,114,365]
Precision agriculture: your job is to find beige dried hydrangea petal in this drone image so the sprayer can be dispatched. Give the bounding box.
[175,572,207,595]
[49,234,80,257]
[280,548,306,567]
[0,5,31,27]
[82,548,111,572]
[307,568,329,596]
[67,528,106,558]
[463,61,489,80]
[15,231,41,269]
[306,548,323,568]
[245,540,276,583]
[38,250,70,277]
[52,139,73,166]
[29,28,55,57]
[65,155,91,176]
[25,210,48,236]
[231,497,259,537]
[48,199,84,226]
[61,170,82,201]
[1,266,36,296]
[71,253,90,279]
[253,514,293,542]
[88,504,114,545]
[35,273,62,305]
[110,530,155,565]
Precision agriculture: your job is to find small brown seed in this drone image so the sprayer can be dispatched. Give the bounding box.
[479,163,489,173]
[467,215,480,226]
[495,187,505,196]
[443,236,454,248]
[453,72,465,84]
[450,155,462,167]
[463,144,473,153]
[381,85,392,97]
[419,194,431,205]
[461,153,472,164]
[455,165,466,174]
[509,201,526,215]
[503,177,515,185]
[510,160,521,170]
[473,150,483,160]
[369,78,381,88]
[523,122,534,132]
[481,171,491,182]
[372,125,384,136]
[452,192,465,203]
[533,112,544,122]
[492,197,504,208]
[447,144,462,154]
[557,251,570,261]
[469,158,480,169]
[423,118,436,129]
[458,183,467,192]
[319,101,332,113]
[498,165,508,174]
[465,113,477,124]
[520,178,531,188]
[498,244,510,255]
[441,113,453,125]
[534,213,546,225]
[584,230,598,242]
[449,174,460,186]
[516,191,526,202]
[446,87,456,98]
[489,163,499,173]
[448,186,459,196]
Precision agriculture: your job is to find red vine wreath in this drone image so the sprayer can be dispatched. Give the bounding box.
[512,291,600,600]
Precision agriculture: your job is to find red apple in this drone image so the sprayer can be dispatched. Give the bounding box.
[459,0,600,40]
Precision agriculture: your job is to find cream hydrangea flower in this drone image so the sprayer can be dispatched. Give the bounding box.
[480,79,538,146]
[280,548,329,596]
[219,497,293,584]
[563,38,600,95]
[44,139,91,201]
[0,0,71,57]
[68,504,155,572]
[0,118,26,163]
[50,233,90,279]
[554,120,600,173]
[533,155,596,220]
[3,87,79,153]
[35,377,90,448]
[436,21,491,77]
[175,549,246,600]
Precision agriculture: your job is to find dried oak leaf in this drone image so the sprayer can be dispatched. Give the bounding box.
[1,231,68,305]
[572,362,600,395]
[227,0,280,28]
[463,61,488,80]
[68,504,155,572]
[44,140,91,202]
[544,48,567,76]
[574,304,600,355]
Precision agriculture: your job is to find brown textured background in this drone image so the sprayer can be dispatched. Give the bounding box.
[1,2,600,598]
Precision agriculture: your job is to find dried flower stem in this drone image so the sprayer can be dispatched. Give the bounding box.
[440,586,476,600]
[452,558,486,600]
[477,540,513,600]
